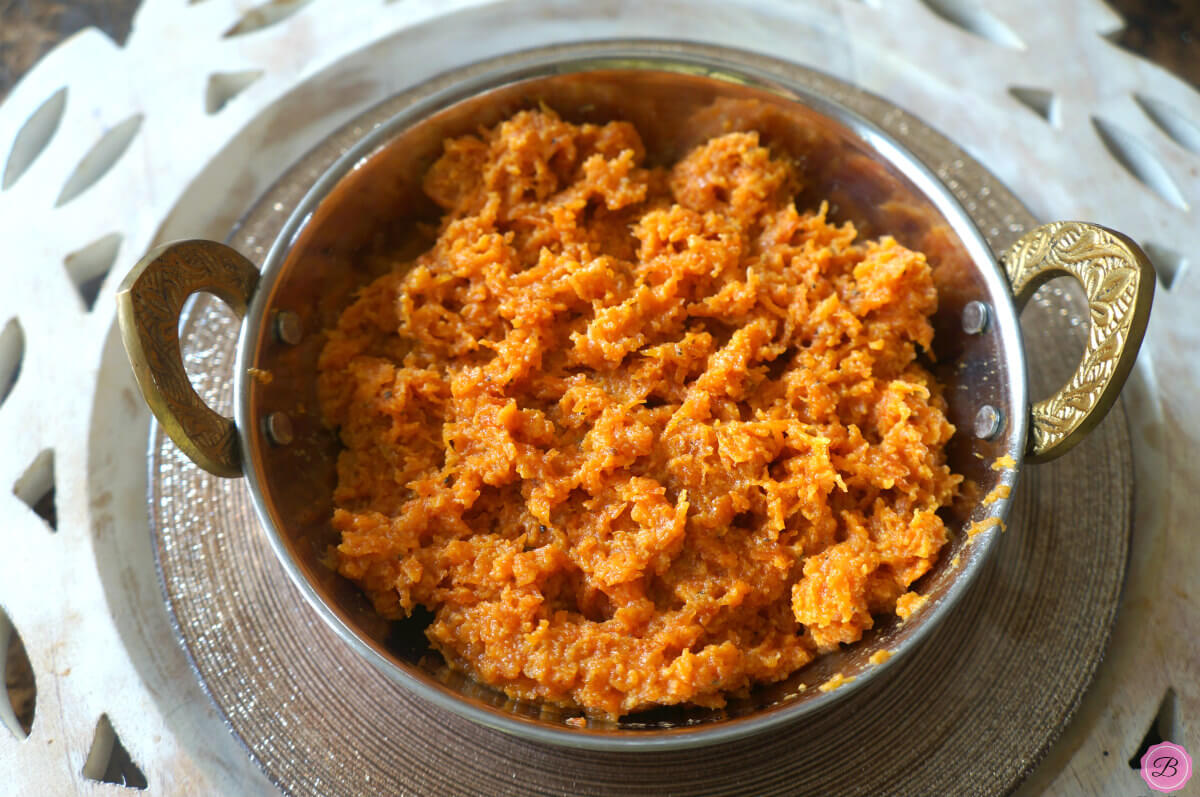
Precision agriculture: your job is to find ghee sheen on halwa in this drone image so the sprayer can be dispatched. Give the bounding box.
[317,109,961,718]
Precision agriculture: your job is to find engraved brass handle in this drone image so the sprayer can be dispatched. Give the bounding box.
[117,240,259,477]
[1000,221,1154,463]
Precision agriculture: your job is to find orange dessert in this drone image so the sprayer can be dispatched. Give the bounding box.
[317,109,961,717]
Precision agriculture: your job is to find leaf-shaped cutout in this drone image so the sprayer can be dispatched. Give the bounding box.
[1009,86,1058,125]
[64,233,122,311]
[0,317,23,408]
[55,114,143,208]
[223,0,315,38]
[1,608,36,738]
[1129,687,1182,768]
[205,69,265,114]
[3,87,67,190]
[1093,117,1189,210]
[83,714,148,790]
[1134,94,1200,155]
[920,0,1024,49]
[1142,242,1188,290]
[13,449,56,532]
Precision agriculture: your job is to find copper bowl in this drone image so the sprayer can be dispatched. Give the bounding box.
[117,41,1153,750]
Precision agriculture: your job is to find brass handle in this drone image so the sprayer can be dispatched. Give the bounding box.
[117,240,259,477]
[1000,221,1154,463]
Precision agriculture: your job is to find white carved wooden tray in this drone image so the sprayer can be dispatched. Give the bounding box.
[0,1,1195,794]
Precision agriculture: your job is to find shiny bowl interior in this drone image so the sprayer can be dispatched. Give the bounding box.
[232,43,1024,749]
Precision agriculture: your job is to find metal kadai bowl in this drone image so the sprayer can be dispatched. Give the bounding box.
[116,42,1154,750]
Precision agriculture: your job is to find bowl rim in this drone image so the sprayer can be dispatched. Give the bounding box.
[231,38,1028,751]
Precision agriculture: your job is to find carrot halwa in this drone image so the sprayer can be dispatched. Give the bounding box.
[317,109,961,717]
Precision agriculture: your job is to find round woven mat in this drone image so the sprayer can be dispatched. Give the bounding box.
[150,62,1133,796]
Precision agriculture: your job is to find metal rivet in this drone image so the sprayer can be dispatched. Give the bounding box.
[974,405,1004,439]
[275,311,303,345]
[962,301,990,334]
[265,412,293,446]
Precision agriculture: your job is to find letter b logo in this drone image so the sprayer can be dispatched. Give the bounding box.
[1141,742,1192,794]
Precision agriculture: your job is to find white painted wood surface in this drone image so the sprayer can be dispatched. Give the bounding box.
[0,1,1195,793]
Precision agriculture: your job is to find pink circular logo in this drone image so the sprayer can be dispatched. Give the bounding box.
[1140,742,1192,794]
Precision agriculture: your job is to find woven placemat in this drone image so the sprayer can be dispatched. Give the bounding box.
[150,61,1132,797]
